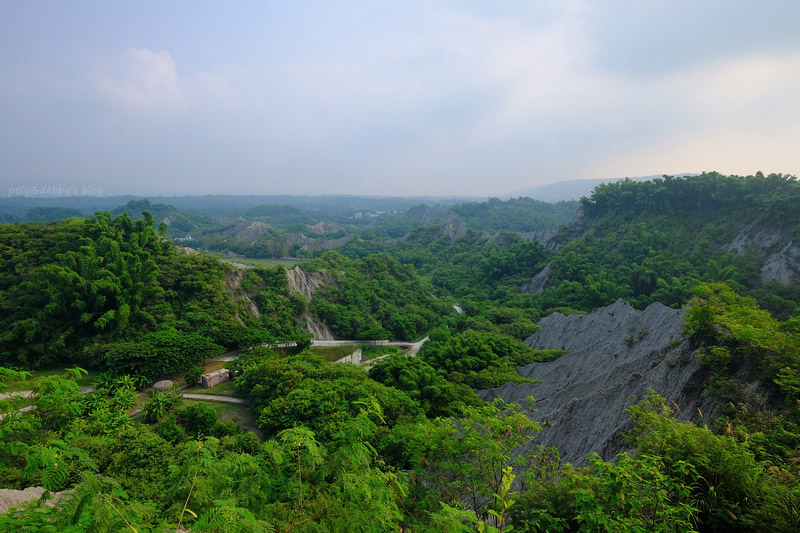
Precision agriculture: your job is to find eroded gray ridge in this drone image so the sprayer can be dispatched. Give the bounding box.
[480,299,717,465]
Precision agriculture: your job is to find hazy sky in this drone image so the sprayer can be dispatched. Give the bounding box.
[2,1,800,197]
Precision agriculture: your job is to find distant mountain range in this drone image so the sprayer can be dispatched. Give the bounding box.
[0,194,477,222]
[0,175,700,223]
[505,173,698,202]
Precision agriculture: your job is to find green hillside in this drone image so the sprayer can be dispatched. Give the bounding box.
[2,173,800,531]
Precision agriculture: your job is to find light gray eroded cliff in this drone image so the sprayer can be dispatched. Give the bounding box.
[726,227,800,285]
[224,262,260,319]
[480,299,718,465]
[288,233,354,252]
[286,266,332,301]
[221,220,272,241]
[518,228,560,250]
[287,266,336,340]
[520,264,551,294]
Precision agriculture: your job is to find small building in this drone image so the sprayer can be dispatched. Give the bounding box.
[201,368,230,389]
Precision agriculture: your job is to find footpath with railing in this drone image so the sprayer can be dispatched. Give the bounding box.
[3,337,430,416]
[266,337,427,352]
[262,337,429,369]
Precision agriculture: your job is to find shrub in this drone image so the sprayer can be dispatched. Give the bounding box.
[211,419,240,438]
[142,388,182,423]
[177,403,219,436]
[220,432,261,455]
[154,415,186,443]
[184,365,204,386]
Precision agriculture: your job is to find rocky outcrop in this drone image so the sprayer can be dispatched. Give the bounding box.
[152,380,175,391]
[221,220,272,241]
[759,242,800,285]
[519,228,560,250]
[0,486,68,514]
[480,299,718,465]
[726,227,800,285]
[520,264,551,294]
[288,233,354,252]
[287,266,334,301]
[306,221,344,234]
[225,263,260,319]
[439,221,467,243]
[287,267,336,340]
[298,310,334,340]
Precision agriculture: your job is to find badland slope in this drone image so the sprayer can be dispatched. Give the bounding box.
[480,299,719,465]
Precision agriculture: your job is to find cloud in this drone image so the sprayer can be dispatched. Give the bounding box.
[431,11,593,142]
[585,51,800,179]
[581,1,800,78]
[676,53,800,126]
[4,2,799,196]
[95,48,186,111]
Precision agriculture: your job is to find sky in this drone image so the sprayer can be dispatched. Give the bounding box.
[2,1,800,198]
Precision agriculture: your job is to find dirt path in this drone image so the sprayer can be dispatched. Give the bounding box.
[182,393,248,404]
[0,390,33,400]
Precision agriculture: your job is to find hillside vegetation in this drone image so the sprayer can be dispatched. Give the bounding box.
[0,213,305,381]
[2,172,800,531]
[2,194,578,261]
[535,172,800,313]
[303,251,452,341]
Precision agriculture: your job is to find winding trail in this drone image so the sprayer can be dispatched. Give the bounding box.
[327,337,429,369]
[1,386,96,419]
[182,393,247,404]
[3,338,428,416]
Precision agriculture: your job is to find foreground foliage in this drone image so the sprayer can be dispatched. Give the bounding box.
[0,361,541,531]
[3,172,800,530]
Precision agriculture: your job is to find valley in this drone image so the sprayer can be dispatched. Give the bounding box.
[1,172,800,531]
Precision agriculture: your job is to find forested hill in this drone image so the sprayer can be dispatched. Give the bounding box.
[529,172,800,316]
[1,195,579,261]
[0,213,453,372]
[0,213,310,375]
[301,251,453,341]
[580,171,799,229]
[4,173,800,531]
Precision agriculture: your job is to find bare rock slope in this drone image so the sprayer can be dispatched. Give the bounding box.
[223,263,336,340]
[287,266,335,340]
[726,227,800,285]
[480,299,717,465]
[224,262,261,319]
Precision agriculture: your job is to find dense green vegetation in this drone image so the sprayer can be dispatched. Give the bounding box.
[538,172,798,312]
[0,212,305,381]
[240,266,311,347]
[685,283,800,468]
[0,213,168,367]
[516,390,799,532]
[3,172,800,530]
[418,328,541,389]
[3,194,576,261]
[305,251,452,341]
[187,195,576,260]
[338,229,550,341]
[451,197,577,234]
[0,360,541,531]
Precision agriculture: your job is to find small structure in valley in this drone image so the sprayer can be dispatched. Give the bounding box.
[201,368,230,389]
